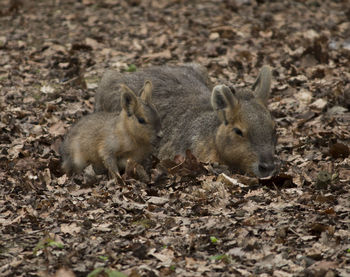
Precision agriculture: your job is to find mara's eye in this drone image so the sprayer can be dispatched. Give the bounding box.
[233,127,243,137]
[138,117,146,124]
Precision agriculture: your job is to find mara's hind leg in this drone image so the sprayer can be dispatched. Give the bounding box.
[71,142,88,174]
[61,158,75,176]
[62,155,86,176]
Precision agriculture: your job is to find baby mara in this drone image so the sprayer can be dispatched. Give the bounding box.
[60,81,162,178]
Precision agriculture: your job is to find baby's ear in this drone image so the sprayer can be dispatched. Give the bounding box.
[121,84,138,116]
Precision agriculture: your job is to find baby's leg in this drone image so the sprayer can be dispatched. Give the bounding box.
[102,152,119,176]
[92,163,108,175]
[99,147,125,184]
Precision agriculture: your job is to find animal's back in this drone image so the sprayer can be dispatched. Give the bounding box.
[60,113,116,159]
[96,64,212,158]
[96,64,210,109]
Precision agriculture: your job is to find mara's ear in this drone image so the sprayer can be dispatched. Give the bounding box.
[252,65,272,106]
[139,80,153,103]
[211,85,238,124]
[121,84,138,116]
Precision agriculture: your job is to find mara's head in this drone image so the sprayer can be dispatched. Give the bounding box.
[121,80,162,144]
[211,66,277,178]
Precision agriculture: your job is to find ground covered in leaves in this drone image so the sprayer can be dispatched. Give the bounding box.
[1,0,350,276]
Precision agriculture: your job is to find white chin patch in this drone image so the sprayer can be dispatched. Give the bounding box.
[251,162,274,179]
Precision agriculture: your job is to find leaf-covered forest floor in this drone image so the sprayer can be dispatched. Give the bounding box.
[1,0,350,276]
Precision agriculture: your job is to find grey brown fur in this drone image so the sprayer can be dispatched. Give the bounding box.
[95,64,277,177]
[60,81,162,177]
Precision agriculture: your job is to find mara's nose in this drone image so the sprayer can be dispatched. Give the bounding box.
[258,162,275,177]
[157,130,164,138]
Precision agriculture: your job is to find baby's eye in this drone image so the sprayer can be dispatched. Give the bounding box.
[233,127,243,137]
[138,117,146,124]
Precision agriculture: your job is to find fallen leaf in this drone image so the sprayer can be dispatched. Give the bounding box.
[329,143,350,159]
[61,223,81,235]
[53,268,76,277]
[142,50,172,60]
[49,121,67,137]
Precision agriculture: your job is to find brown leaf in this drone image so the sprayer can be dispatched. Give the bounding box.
[85,38,101,50]
[142,50,172,60]
[53,268,76,277]
[125,159,150,183]
[61,223,81,235]
[258,174,296,188]
[329,143,350,159]
[49,121,67,137]
[308,260,338,272]
[309,223,331,236]
[147,196,168,205]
